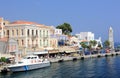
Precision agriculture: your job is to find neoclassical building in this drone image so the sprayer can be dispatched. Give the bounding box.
[3,21,58,54]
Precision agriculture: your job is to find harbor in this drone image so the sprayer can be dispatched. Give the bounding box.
[1,51,120,72]
[1,54,120,78]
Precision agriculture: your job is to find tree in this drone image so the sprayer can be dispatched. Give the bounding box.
[80,42,87,55]
[97,44,102,49]
[56,23,72,35]
[89,40,97,48]
[104,40,110,48]
[88,40,97,54]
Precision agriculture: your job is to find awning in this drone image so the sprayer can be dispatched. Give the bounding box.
[32,51,48,54]
[48,49,59,54]
[65,50,76,53]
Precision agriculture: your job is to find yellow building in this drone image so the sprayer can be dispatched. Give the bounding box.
[3,21,58,55]
[0,18,9,38]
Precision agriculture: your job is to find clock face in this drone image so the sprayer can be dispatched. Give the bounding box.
[110,29,112,32]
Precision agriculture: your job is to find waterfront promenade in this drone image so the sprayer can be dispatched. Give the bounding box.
[0,51,120,72]
[49,51,120,63]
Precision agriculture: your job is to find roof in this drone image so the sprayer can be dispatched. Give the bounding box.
[10,20,38,25]
[9,20,52,29]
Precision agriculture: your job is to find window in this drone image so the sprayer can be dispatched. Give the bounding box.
[7,30,9,37]
[22,40,24,45]
[47,40,48,46]
[47,31,48,37]
[16,30,18,36]
[40,40,41,46]
[36,30,38,36]
[12,30,14,36]
[17,40,19,45]
[43,30,45,37]
[28,39,29,46]
[32,30,34,35]
[27,29,29,36]
[22,29,24,35]
[3,22,5,25]
[40,30,41,37]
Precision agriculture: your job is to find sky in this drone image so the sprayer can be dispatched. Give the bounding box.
[0,0,120,42]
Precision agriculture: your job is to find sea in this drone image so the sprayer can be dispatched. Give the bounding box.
[1,55,120,78]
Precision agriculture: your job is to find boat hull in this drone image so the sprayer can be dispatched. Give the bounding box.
[8,62,50,72]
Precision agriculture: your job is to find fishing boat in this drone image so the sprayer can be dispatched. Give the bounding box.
[6,55,50,72]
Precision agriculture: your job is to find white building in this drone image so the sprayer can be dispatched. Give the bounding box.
[76,32,94,41]
[54,29,62,35]
[109,26,114,49]
[76,32,102,49]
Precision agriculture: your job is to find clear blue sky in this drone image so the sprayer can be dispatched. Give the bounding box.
[0,0,120,42]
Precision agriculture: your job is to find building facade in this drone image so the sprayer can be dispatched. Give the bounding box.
[76,32,94,41]
[76,32,102,49]
[0,18,9,38]
[3,21,56,54]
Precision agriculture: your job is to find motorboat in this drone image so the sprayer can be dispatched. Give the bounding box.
[7,55,50,72]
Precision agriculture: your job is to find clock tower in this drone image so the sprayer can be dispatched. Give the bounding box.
[109,26,114,49]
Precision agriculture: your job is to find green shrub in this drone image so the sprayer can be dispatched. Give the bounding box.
[0,58,1,62]
[1,57,7,62]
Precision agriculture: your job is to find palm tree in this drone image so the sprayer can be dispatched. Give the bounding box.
[87,44,92,55]
[89,40,97,54]
[97,44,103,54]
[104,40,110,48]
[89,40,97,48]
[80,42,87,56]
[103,40,110,53]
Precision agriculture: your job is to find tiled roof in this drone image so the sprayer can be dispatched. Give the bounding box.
[10,21,38,25]
[10,21,50,28]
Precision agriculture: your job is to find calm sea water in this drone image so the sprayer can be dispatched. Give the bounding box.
[1,55,120,78]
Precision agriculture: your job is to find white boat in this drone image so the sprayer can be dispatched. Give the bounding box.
[7,55,50,72]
